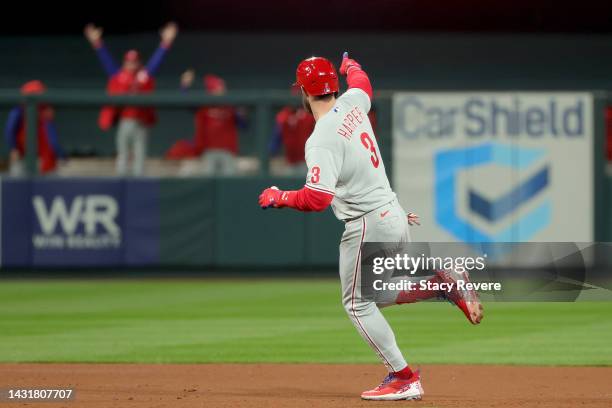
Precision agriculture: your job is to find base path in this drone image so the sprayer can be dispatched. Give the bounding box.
[0,364,610,408]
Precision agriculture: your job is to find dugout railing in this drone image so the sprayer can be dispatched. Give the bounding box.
[0,90,394,177]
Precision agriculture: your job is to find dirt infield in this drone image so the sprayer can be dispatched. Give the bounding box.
[0,364,610,408]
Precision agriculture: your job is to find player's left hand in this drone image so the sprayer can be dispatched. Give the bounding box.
[160,22,178,46]
[339,51,362,76]
[259,186,282,209]
[407,212,420,226]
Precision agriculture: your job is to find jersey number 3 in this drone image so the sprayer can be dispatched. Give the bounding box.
[310,166,321,183]
[360,132,380,168]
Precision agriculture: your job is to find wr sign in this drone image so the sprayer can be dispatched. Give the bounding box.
[32,195,121,249]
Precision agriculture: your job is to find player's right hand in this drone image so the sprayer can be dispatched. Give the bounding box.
[84,24,103,46]
[259,186,282,209]
[339,51,362,76]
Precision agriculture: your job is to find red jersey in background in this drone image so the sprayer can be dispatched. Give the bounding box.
[194,106,240,155]
[276,107,315,164]
[99,70,157,130]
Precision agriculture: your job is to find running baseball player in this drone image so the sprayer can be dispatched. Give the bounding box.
[258,53,483,401]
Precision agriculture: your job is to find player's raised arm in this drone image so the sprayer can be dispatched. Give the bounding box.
[145,22,178,76]
[339,51,373,100]
[84,24,119,77]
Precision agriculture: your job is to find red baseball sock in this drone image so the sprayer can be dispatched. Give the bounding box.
[395,275,442,304]
[394,365,414,380]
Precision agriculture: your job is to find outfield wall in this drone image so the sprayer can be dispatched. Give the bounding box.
[1,174,611,269]
[0,177,343,268]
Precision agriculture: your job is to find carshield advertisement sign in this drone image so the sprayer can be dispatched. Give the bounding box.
[393,92,593,242]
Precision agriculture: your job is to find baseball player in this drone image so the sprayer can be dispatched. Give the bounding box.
[171,70,247,176]
[4,80,65,176]
[269,101,315,176]
[84,22,178,176]
[258,53,483,401]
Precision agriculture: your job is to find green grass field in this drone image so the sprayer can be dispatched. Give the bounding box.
[0,279,611,365]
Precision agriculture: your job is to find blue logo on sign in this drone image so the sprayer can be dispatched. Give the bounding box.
[435,142,551,242]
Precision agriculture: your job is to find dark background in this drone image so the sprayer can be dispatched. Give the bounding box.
[3,0,612,158]
[4,0,612,34]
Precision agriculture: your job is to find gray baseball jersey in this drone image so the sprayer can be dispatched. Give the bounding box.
[304,88,396,221]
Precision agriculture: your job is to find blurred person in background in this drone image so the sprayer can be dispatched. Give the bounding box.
[269,91,376,177]
[166,70,246,176]
[84,22,178,176]
[4,80,65,176]
[269,97,315,176]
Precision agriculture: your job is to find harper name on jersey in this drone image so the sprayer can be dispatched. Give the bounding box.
[304,88,396,221]
[337,105,366,140]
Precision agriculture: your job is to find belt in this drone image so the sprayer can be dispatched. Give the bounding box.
[342,199,397,223]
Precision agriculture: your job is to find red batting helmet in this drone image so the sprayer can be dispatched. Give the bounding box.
[295,56,339,96]
[20,80,46,95]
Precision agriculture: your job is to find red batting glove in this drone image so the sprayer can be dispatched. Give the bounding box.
[259,186,283,209]
[339,51,362,76]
